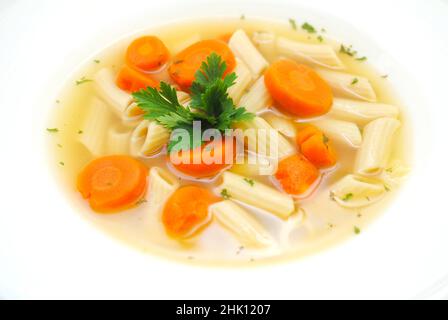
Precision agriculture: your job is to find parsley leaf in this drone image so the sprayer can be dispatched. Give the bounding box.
[289,18,298,30]
[133,53,254,153]
[244,178,255,186]
[221,189,231,199]
[302,22,317,34]
[342,193,354,202]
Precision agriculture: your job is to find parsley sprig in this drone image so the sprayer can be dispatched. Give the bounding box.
[133,53,254,152]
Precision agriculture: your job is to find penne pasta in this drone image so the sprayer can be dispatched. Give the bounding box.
[312,118,362,148]
[94,68,133,115]
[229,29,269,78]
[210,200,274,247]
[252,31,277,61]
[131,120,170,157]
[79,97,113,156]
[147,167,180,216]
[355,118,401,176]
[262,113,297,139]
[235,116,296,160]
[217,172,295,219]
[277,37,345,70]
[316,68,377,102]
[329,98,400,126]
[227,58,253,104]
[106,126,132,155]
[238,76,272,113]
[330,174,386,208]
[230,153,277,176]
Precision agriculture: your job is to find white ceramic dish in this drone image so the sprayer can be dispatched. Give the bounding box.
[1,0,448,299]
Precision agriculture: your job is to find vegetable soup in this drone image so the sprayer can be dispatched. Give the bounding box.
[47,18,412,265]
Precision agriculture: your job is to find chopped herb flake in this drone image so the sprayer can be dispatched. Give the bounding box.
[354,226,361,235]
[59,162,65,166]
[94,60,101,64]
[302,22,317,34]
[136,198,148,205]
[356,56,367,62]
[340,44,357,57]
[47,128,59,133]
[78,130,84,134]
[384,185,391,192]
[351,78,359,85]
[317,35,324,42]
[76,77,93,86]
[382,74,389,79]
[289,18,298,30]
[342,193,354,202]
[221,189,231,200]
[244,178,255,187]
[57,144,63,148]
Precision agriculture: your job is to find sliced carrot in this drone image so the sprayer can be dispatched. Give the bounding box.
[162,186,218,238]
[217,33,232,43]
[296,124,321,145]
[116,65,159,93]
[264,59,333,117]
[126,36,170,72]
[296,125,338,168]
[275,154,320,196]
[170,137,236,178]
[77,156,148,213]
[168,40,236,90]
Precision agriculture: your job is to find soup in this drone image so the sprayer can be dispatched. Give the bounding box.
[47,18,411,266]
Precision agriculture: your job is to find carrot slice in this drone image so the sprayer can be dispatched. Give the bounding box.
[170,137,236,178]
[296,124,321,145]
[296,125,338,168]
[264,59,333,117]
[275,154,320,196]
[217,33,232,43]
[116,65,159,93]
[126,36,170,72]
[77,156,148,213]
[168,40,236,90]
[162,186,218,238]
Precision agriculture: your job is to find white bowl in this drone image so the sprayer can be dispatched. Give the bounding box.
[1,0,448,299]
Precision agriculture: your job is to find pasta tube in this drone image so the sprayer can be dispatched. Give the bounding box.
[329,98,400,126]
[227,58,253,104]
[330,174,386,208]
[277,37,345,70]
[355,118,401,176]
[94,68,133,115]
[79,97,113,156]
[252,31,276,61]
[316,68,377,102]
[217,172,295,219]
[238,76,272,113]
[262,113,297,138]
[210,200,274,247]
[147,167,180,216]
[235,117,296,160]
[230,153,277,176]
[106,126,132,155]
[312,119,362,148]
[229,29,269,78]
[131,120,170,157]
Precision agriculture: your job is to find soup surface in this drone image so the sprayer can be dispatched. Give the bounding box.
[47,18,412,266]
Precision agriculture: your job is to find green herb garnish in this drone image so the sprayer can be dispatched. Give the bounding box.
[317,35,324,42]
[133,53,254,153]
[94,59,101,64]
[59,162,65,166]
[76,77,93,86]
[78,130,84,134]
[382,74,389,79]
[302,22,316,34]
[342,193,354,202]
[384,185,391,192]
[221,189,231,200]
[289,18,298,30]
[244,178,255,187]
[351,78,359,85]
[356,56,367,62]
[354,226,361,235]
[340,44,357,57]
[47,128,59,133]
